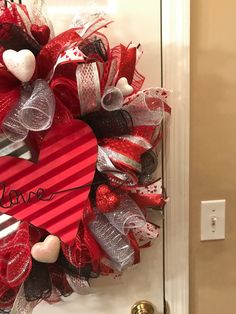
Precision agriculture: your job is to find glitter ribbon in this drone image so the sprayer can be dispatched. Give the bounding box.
[97,146,138,186]
[76,63,101,116]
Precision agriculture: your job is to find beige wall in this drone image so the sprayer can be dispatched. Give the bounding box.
[190,0,236,313]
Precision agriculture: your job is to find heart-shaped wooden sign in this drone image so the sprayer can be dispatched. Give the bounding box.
[0,120,97,244]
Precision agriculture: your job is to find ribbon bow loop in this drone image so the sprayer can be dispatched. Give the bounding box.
[2,79,55,143]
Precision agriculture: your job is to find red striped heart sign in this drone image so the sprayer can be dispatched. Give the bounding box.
[0,120,98,244]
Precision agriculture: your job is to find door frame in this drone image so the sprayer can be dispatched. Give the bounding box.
[162,0,190,313]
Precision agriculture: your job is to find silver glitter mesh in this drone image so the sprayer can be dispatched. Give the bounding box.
[105,195,145,235]
[89,214,135,271]
[20,79,55,131]
[124,88,164,126]
[10,285,39,314]
[102,147,141,172]
[2,87,31,142]
[66,274,92,295]
[2,80,55,142]
[76,63,101,116]
[97,146,128,182]
[101,86,123,111]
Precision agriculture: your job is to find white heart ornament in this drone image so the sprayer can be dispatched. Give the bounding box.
[3,49,36,82]
[116,77,134,97]
[31,235,61,263]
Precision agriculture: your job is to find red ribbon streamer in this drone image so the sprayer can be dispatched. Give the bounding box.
[36,29,82,79]
[130,193,166,209]
[116,44,136,84]
[0,3,28,32]
[50,63,81,117]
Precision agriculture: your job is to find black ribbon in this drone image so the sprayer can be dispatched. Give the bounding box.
[81,109,133,139]
[24,259,51,302]
[0,23,41,55]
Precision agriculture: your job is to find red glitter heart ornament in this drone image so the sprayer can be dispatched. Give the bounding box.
[96,184,120,213]
[0,120,97,244]
[31,24,50,45]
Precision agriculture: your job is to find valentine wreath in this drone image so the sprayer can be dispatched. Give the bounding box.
[0,1,171,312]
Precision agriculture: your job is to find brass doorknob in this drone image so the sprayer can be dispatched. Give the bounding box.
[131,300,155,314]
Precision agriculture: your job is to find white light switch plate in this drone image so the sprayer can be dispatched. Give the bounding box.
[201,200,225,241]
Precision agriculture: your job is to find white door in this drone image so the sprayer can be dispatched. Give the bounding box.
[22,1,164,313]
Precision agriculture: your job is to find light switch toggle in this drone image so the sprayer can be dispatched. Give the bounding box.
[211,216,217,227]
[201,200,225,241]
